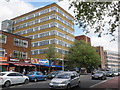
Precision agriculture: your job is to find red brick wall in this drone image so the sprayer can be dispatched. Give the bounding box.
[0,31,31,59]
[75,35,91,45]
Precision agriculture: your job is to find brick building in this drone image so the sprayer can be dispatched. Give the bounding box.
[75,35,91,45]
[0,31,35,72]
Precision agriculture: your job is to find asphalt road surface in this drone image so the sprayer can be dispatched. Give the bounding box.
[2,74,116,90]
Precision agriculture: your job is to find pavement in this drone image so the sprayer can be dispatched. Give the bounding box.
[91,76,120,89]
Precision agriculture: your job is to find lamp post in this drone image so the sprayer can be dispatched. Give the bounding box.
[61,33,68,71]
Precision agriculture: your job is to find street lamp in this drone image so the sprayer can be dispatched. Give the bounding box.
[61,33,68,71]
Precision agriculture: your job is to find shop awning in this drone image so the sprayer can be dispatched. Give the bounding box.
[10,63,35,67]
[0,63,9,65]
[32,64,62,68]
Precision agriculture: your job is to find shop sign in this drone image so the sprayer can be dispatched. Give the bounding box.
[38,59,49,65]
[31,58,39,64]
[21,59,30,63]
[31,58,49,65]
[10,58,20,62]
[0,57,8,61]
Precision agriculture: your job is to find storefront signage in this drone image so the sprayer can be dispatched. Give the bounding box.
[38,59,49,65]
[10,58,20,62]
[31,58,49,65]
[31,58,39,64]
[0,57,8,61]
[21,59,31,63]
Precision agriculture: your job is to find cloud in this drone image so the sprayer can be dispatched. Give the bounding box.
[0,0,118,52]
[0,0,35,28]
[57,0,75,17]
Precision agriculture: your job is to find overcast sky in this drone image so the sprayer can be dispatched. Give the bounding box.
[0,0,118,52]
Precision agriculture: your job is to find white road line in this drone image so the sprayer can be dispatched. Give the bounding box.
[90,77,117,88]
[90,80,107,88]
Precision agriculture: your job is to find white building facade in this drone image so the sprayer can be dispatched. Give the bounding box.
[104,50,120,71]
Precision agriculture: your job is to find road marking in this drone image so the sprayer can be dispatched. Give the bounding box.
[90,77,117,88]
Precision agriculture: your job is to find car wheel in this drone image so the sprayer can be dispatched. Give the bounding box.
[34,78,37,82]
[67,84,71,90]
[24,79,29,84]
[77,81,81,87]
[101,76,105,80]
[92,77,94,80]
[4,81,11,87]
[44,77,47,81]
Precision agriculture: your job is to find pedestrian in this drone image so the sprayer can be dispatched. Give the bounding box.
[22,68,26,75]
[44,70,47,75]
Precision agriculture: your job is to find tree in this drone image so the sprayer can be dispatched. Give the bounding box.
[65,40,100,72]
[45,45,59,73]
[68,0,119,41]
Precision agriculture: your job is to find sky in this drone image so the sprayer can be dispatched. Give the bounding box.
[0,0,118,52]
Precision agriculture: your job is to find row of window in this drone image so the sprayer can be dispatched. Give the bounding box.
[13,50,27,59]
[0,48,27,59]
[107,60,120,63]
[31,38,71,48]
[14,22,74,36]
[14,6,73,24]
[27,30,74,42]
[31,48,69,55]
[0,34,7,43]
[14,14,73,30]
[14,38,28,48]
[107,64,120,67]
[106,56,120,60]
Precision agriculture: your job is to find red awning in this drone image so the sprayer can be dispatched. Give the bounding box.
[10,63,35,67]
[0,63,9,65]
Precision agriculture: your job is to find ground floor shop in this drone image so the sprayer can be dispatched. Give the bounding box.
[0,63,9,72]
[33,64,62,74]
[8,62,35,74]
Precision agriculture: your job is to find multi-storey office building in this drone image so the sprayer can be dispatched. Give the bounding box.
[9,3,74,59]
[95,46,106,69]
[104,50,120,71]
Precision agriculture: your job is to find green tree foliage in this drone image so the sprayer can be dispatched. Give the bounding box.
[68,0,119,40]
[45,45,60,73]
[65,40,100,70]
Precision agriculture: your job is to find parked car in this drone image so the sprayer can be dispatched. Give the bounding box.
[0,71,29,87]
[47,70,63,79]
[106,71,114,77]
[92,71,107,80]
[118,71,120,75]
[113,71,119,76]
[49,71,80,90]
[26,71,46,82]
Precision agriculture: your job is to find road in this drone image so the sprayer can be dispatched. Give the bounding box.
[2,74,117,90]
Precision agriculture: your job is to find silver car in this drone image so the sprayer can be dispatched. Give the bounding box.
[49,71,80,90]
[92,71,107,80]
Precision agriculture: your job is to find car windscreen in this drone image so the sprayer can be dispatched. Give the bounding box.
[28,72,34,75]
[95,71,104,74]
[55,73,70,79]
[0,73,6,76]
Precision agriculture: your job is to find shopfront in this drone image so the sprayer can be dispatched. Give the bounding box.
[31,58,62,74]
[0,57,9,72]
[8,58,35,74]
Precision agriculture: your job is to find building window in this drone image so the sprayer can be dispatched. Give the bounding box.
[13,50,27,59]
[14,38,28,48]
[0,48,5,57]
[0,34,7,43]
